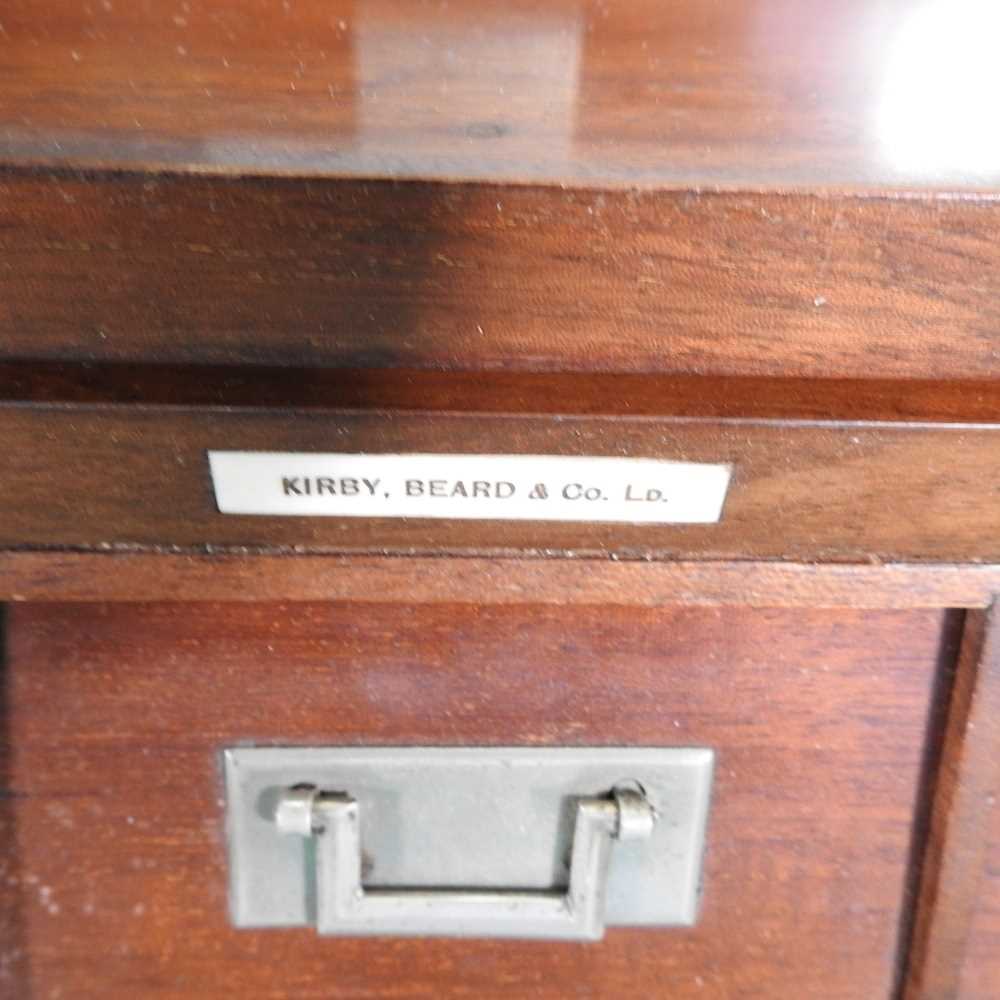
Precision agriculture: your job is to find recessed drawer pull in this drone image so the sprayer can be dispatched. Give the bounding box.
[273,784,656,941]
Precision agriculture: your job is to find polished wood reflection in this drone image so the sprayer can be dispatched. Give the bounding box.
[2,0,999,188]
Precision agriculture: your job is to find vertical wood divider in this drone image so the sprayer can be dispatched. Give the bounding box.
[902,603,1000,998]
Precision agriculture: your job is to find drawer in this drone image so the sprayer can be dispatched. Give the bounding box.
[0,601,968,999]
[3,405,999,564]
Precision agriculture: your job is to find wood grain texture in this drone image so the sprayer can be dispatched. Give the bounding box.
[3,404,1000,563]
[4,553,1000,609]
[1,602,956,999]
[1,0,998,191]
[0,606,28,994]
[961,788,1000,998]
[2,171,999,378]
[903,606,1000,999]
[6,364,1000,424]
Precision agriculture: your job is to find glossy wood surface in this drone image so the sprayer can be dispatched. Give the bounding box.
[1,602,956,998]
[2,0,999,190]
[4,404,1000,563]
[3,172,999,378]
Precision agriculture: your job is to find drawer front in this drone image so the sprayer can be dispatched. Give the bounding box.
[4,405,1000,564]
[1,602,955,999]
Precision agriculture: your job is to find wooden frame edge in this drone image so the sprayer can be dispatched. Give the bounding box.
[2,551,999,607]
[902,603,1000,998]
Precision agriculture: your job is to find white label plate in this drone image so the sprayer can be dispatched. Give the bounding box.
[208,451,731,524]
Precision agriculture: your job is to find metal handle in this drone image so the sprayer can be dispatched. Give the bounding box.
[274,784,656,940]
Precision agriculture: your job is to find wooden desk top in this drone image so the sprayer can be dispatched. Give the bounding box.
[3,0,1000,191]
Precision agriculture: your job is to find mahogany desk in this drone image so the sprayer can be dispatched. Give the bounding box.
[1,1,998,996]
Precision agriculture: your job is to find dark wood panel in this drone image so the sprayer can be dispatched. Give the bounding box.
[4,552,1000,609]
[5,364,1000,424]
[0,0,996,191]
[3,405,1000,562]
[2,173,1000,379]
[2,602,954,998]
[903,607,1000,999]
[0,606,28,994]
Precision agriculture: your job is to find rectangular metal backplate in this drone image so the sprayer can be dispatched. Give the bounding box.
[224,746,714,931]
